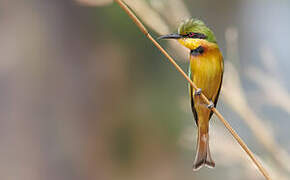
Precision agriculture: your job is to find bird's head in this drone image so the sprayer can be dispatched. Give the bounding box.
[159,19,217,50]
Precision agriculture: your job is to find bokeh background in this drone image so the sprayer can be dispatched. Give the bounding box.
[0,0,290,179]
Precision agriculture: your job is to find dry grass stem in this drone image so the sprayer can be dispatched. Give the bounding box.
[123,0,170,35]
[224,29,290,174]
[180,126,289,180]
[114,0,272,179]
[223,62,290,172]
[124,0,188,60]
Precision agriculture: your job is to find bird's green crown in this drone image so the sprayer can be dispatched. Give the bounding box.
[178,19,217,43]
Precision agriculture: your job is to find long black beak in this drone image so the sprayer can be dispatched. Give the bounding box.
[158,33,183,40]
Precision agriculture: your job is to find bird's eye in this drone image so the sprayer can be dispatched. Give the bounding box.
[188,32,195,37]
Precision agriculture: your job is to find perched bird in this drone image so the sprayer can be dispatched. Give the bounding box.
[159,19,224,170]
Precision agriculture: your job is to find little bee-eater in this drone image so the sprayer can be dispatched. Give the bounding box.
[159,19,223,170]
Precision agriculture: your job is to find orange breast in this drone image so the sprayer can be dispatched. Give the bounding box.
[190,46,223,122]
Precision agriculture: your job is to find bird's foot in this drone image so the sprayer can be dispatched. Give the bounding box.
[207,101,214,109]
[195,88,202,96]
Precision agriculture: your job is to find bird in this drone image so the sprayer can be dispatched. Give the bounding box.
[159,18,224,171]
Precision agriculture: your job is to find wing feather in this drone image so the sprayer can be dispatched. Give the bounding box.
[188,67,198,125]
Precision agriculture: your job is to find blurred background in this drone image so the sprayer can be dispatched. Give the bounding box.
[0,0,290,179]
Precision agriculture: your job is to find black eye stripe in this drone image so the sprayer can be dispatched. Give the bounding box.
[184,32,207,39]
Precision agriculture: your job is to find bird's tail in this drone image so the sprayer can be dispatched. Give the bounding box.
[193,124,215,171]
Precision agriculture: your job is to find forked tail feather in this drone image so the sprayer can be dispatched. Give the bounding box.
[193,125,215,171]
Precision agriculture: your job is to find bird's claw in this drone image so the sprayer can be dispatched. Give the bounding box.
[195,88,202,96]
[207,101,214,109]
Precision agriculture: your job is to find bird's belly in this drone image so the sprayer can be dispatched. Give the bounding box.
[190,53,223,102]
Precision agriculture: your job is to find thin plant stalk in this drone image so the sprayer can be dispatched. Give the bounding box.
[114,0,271,179]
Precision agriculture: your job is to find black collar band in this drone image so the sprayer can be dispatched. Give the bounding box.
[190,46,204,56]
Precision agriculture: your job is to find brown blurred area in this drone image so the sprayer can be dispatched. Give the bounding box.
[0,1,122,179]
[0,1,184,179]
[0,0,290,180]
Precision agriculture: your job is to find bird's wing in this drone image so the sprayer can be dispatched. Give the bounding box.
[188,67,198,125]
[209,58,224,119]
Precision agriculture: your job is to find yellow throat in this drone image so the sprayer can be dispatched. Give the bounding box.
[178,38,218,51]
